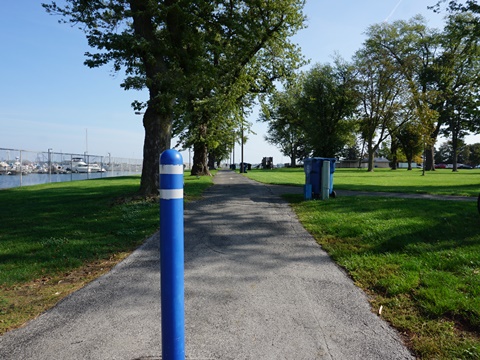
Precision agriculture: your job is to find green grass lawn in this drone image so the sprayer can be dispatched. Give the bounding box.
[245,167,480,197]
[287,195,480,359]
[0,173,214,333]
[244,168,480,359]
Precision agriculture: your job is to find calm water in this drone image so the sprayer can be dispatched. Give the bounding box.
[0,171,140,189]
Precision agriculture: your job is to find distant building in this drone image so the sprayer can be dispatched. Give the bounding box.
[337,157,390,169]
[361,157,390,168]
[336,160,358,168]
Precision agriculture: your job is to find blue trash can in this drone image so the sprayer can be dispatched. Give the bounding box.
[304,157,336,199]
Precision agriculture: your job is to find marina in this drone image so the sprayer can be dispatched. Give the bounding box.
[0,148,143,190]
[0,171,140,189]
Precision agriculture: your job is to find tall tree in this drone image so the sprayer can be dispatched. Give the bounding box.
[177,0,307,176]
[366,14,480,172]
[354,36,407,172]
[364,17,442,172]
[436,13,480,171]
[260,80,310,166]
[43,0,306,193]
[43,1,214,195]
[298,60,359,158]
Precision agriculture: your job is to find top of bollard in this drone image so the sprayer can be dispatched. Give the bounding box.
[160,149,183,165]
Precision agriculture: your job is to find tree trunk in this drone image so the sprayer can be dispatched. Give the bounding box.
[191,141,211,176]
[425,144,435,171]
[290,147,297,167]
[391,156,398,170]
[208,152,216,170]
[139,106,172,197]
[190,120,211,176]
[451,131,459,172]
[390,139,399,170]
[367,144,375,172]
[191,123,210,176]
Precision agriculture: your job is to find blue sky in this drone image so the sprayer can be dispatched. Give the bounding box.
[1,1,473,163]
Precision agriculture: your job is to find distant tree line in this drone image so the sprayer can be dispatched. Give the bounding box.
[261,3,480,172]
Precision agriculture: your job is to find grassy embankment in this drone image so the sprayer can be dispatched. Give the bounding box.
[244,167,480,359]
[0,173,214,334]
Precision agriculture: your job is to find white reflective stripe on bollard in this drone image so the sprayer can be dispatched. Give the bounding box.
[160,189,184,200]
[160,164,184,175]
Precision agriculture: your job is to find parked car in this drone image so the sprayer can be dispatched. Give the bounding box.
[446,164,453,169]
[435,163,447,169]
[458,164,473,169]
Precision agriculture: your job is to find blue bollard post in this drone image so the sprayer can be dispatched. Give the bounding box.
[159,149,185,360]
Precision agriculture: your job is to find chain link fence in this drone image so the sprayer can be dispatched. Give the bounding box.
[0,148,143,189]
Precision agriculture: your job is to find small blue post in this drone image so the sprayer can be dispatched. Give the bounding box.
[159,149,185,360]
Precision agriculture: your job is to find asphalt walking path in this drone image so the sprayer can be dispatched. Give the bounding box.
[0,170,417,360]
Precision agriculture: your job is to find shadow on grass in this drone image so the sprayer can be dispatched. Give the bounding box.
[0,174,216,286]
[285,193,480,331]
[0,177,156,286]
[286,194,479,255]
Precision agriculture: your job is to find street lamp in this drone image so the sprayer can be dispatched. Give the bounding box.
[108,152,112,174]
[240,124,245,173]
